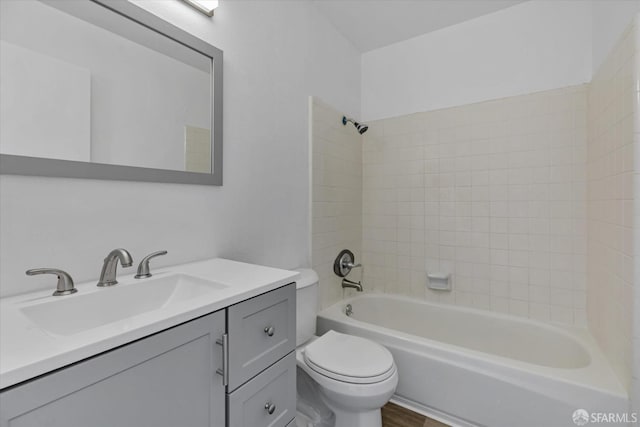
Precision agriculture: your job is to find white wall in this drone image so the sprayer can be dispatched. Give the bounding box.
[591,0,640,73]
[0,0,360,297]
[361,1,592,121]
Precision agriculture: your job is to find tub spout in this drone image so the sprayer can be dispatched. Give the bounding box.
[342,278,363,292]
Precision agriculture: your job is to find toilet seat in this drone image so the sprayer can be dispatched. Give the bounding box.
[303,331,395,384]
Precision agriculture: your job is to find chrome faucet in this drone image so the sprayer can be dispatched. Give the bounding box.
[97,248,133,287]
[341,278,363,292]
[135,250,168,279]
[26,268,76,296]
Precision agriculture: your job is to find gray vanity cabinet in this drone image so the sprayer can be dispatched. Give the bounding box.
[0,311,226,427]
[0,283,297,427]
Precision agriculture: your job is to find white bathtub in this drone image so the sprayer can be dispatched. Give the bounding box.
[316,294,628,427]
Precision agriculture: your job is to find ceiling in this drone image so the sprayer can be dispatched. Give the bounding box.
[311,0,527,53]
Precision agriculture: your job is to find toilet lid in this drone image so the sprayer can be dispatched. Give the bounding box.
[303,330,395,384]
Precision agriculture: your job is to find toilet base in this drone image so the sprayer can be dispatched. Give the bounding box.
[331,406,381,427]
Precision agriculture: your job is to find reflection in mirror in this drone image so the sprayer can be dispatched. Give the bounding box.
[0,0,222,183]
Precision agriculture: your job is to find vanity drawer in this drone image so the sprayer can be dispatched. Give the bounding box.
[227,283,296,390]
[227,351,296,427]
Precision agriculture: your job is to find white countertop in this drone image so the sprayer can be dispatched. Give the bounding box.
[0,258,299,389]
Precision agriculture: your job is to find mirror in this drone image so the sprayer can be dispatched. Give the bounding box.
[0,0,223,185]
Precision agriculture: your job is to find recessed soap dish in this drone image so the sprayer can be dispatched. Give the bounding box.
[427,273,451,291]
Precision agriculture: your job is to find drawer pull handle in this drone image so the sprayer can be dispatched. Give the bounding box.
[264,402,276,415]
[264,326,275,336]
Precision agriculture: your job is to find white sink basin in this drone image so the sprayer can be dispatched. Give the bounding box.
[20,274,227,336]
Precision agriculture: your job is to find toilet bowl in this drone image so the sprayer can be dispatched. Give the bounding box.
[297,331,398,427]
[294,269,398,427]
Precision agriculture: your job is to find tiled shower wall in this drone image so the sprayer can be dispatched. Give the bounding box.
[362,85,588,326]
[587,17,638,395]
[310,97,362,309]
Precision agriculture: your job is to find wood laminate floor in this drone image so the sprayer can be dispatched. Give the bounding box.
[381,402,450,427]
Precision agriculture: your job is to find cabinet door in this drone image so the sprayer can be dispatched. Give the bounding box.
[227,283,296,391]
[0,311,226,427]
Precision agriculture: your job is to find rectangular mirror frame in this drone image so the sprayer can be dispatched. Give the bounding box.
[0,0,223,186]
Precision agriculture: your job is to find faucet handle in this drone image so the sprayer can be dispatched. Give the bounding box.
[343,261,362,269]
[135,250,168,279]
[26,268,77,296]
[333,249,362,277]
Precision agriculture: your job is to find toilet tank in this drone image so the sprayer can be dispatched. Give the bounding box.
[295,269,319,346]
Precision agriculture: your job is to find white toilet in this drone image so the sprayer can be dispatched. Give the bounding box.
[295,269,398,427]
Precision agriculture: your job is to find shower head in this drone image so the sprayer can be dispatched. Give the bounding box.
[342,116,368,135]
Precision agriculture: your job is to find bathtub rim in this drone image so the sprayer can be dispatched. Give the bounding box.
[318,292,627,399]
